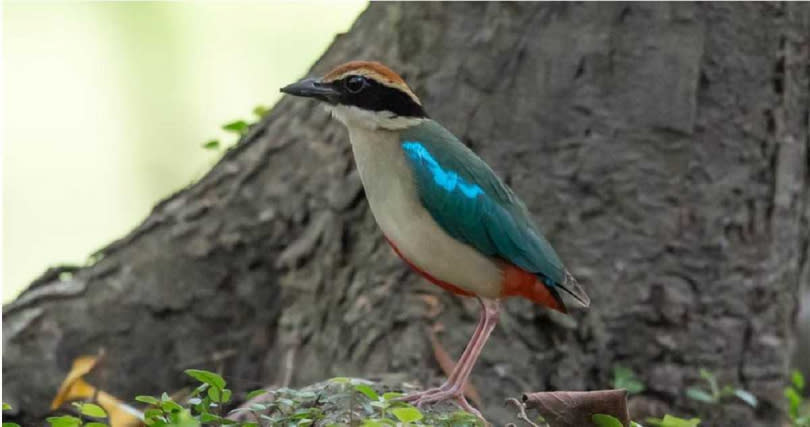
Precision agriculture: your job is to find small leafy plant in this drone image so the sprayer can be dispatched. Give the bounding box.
[29,364,798,427]
[785,370,810,426]
[137,369,234,426]
[202,105,269,152]
[46,402,110,427]
[685,368,757,408]
[3,403,21,427]
[328,377,482,427]
[229,386,326,426]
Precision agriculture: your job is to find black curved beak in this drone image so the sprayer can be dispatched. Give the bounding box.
[280,78,339,104]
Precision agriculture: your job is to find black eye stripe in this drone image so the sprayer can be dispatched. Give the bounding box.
[335,76,426,118]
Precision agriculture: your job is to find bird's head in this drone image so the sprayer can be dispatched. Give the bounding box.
[281,61,427,130]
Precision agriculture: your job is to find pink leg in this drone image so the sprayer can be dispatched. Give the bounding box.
[401,300,484,402]
[400,298,501,422]
[400,304,486,402]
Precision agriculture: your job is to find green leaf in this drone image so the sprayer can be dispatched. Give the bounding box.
[698,368,714,381]
[222,120,249,134]
[160,399,183,413]
[685,387,714,403]
[329,377,351,384]
[199,412,222,423]
[592,414,625,427]
[135,395,160,405]
[206,387,231,403]
[3,423,22,427]
[390,406,423,423]
[84,423,109,427]
[646,415,701,427]
[78,403,107,418]
[444,411,483,426]
[292,408,316,419]
[792,370,806,390]
[249,403,268,411]
[184,369,226,389]
[46,416,82,427]
[698,369,718,396]
[381,392,403,401]
[144,408,164,421]
[277,398,295,407]
[246,389,268,400]
[717,385,735,398]
[613,365,631,379]
[354,384,380,401]
[202,139,220,150]
[785,387,802,418]
[253,105,269,118]
[361,419,396,427]
[733,389,757,408]
[208,386,221,402]
[295,391,317,400]
[2,403,11,411]
[613,365,645,395]
[619,379,645,394]
[167,409,202,427]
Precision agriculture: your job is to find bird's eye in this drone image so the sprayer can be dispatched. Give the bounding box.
[344,75,367,94]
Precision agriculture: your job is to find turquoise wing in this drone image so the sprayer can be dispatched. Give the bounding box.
[399,120,567,287]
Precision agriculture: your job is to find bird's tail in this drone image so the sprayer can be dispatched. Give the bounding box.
[500,264,568,313]
[557,270,590,308]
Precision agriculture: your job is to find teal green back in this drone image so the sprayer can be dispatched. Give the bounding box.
[400,120,566,286]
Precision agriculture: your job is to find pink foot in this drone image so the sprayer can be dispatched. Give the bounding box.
[400,385,485,424]
[398,382,453,403]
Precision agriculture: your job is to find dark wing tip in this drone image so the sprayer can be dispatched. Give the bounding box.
[559,270,590,307]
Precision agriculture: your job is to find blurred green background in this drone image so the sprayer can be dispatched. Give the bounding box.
[2,1,367,301]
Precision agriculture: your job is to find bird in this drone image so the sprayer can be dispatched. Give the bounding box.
[281,61,590,420]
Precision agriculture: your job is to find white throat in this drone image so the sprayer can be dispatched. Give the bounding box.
[326,104,425,131]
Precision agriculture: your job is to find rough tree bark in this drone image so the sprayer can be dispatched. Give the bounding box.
[4,3,808,426]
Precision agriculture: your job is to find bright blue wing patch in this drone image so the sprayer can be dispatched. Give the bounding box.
[401,142,484,199]
[400,120,566,286]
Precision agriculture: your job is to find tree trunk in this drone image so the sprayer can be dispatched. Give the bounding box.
[4,3,808,426]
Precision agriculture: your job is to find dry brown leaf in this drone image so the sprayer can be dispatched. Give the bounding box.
[52,354,101,410]
[51,352,143,427]
[521,389,630,427]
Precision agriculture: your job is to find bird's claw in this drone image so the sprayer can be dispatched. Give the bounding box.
[400,386,486,424]
[398,385,448,403]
